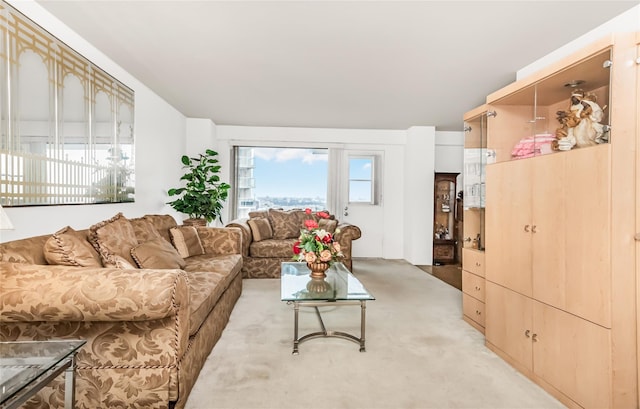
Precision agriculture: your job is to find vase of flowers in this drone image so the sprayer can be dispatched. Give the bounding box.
[292,208,343,279]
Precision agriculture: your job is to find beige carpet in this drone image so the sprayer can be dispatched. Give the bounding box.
[186,258,564,409]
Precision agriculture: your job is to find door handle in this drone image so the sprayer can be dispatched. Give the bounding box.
[344,206,348,217]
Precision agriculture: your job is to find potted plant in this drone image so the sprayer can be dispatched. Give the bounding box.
[167,149,231,225]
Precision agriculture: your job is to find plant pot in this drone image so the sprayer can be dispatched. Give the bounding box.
[183,218,207,227]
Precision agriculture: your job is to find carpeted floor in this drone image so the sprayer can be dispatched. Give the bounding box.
[186,258,564,409]
[415,264,462,290]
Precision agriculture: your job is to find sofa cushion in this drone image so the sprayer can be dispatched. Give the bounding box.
[249,238,298,258]
[131,237,186,269]
[142,214,178,243]
[89,213,139,268]
[183,254,242,336]
[43,226,102,267]
[0,235,51,264]
[248,210,268,219]
[268,209,305,239]
[247,218,273,242]
[129,217,162,243]
[319,218,338,234]
[169,226,205,258]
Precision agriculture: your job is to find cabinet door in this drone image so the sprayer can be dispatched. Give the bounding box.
[531,153,566,309]
[485,282,533,372]
[563,145,611,327]
[531,146,611,328]
[533,301,611,408]
[485,160,532,296]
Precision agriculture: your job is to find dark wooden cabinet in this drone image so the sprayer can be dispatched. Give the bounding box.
[433,172,459,264]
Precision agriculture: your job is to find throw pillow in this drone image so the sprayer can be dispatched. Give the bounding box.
[43,226,102,267]
[129,217,162,243]
[268,209,302,240]
[141,214,178,243]
[89,213,139,268]
[169,226,205,258]
[247,218,273,242]
[248,210,268,219]
[130,237,186,269]
[319,218,338,234]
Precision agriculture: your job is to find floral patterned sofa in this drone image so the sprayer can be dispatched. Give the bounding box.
[226,209,361,278]
[0,213,243,409]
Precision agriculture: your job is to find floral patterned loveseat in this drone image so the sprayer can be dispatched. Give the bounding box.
[226,208,361,278]
[0,213,243,409]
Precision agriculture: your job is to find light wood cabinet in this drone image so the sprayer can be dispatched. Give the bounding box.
[461,106,488,333]
[486,146,611,327]
[480,32,638,408]
[486,282,612,409]
[462,249,486,332]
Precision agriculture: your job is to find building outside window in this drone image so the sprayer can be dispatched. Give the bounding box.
[232,147,328,219]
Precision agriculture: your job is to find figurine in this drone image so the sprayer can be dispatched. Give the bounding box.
[553,89,607,151]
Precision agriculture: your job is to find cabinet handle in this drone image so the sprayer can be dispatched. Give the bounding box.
[486,110,497,118]
[531,225,537,233]
[475,286,481,291]
[476,310,482,315]
[475,262,481,266]
[525,330,530,338]
[532,333,538,342]
[524,225,530,232]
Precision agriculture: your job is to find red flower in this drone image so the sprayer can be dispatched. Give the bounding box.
[292,241,301,255]
[316,211,330,219]
[305,208,312,215]
[304,219,319,229]
[322,234,332,244]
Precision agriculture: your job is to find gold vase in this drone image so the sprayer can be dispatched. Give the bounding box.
[307,261,330,279]
[306,277,332,294]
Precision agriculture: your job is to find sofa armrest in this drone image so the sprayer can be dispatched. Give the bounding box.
[0,262,189,323]
[225,218,252,257]
[196,226,243,256]
[335,223,362,271]
[336,223,362,244]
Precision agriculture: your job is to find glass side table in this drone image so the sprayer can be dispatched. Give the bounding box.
[0,340,86,409]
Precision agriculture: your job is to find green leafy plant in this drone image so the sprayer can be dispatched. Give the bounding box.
[167,149,231,224]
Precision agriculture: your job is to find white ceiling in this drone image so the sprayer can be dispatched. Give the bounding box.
[34,1,638,131]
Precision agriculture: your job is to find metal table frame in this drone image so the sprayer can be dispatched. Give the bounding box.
[288,300,368,355]
[1,341,84,409]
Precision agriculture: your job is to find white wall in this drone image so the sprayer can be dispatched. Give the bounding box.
[216,125,416,260]
[403,126,436,265]
[186,118,217,157]
[517,5,640,80]
[1,0,188,242]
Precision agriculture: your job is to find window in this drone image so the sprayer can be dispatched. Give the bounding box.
[348,155,377,204]
[232,147,328,219]
[0,2,134,207]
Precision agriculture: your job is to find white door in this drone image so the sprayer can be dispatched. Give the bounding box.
[331,149,384,258]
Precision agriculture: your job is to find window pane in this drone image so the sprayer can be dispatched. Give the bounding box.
[349,158,373,180]
[348,156,374,203]
[234,147,328,218]
[349,180,372,202]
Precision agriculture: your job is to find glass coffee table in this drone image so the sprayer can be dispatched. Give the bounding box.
[0,339,86,409]
[281,262,375,354]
